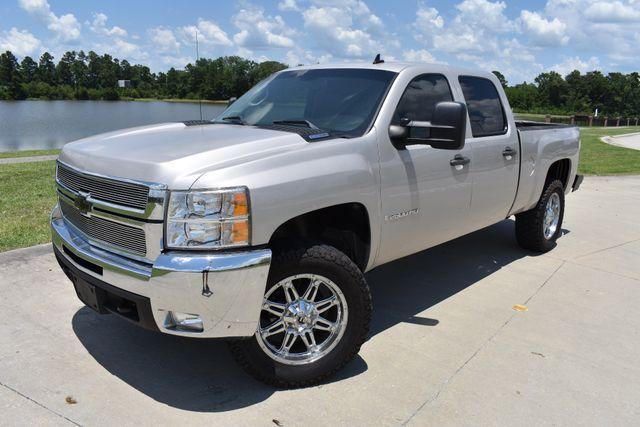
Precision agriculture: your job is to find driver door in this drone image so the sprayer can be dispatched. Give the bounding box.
[375,73,474,266]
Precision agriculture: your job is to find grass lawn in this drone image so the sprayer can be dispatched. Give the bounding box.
[514,112,571,121]
[578,126,640,175]
[0,161,57,252]
[0,149,59,159]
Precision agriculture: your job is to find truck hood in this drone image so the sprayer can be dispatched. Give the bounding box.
[58,122,307,188]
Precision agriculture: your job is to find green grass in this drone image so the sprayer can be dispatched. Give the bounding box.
[578,126,640,175]
[0,149,60,159]
[0,161,57,252]
[514,112,571,121]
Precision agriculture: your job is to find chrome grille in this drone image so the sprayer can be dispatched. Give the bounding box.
[57,163,149,210]
[60,201,147,256]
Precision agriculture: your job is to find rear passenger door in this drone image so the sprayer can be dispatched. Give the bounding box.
[458,75,520,229]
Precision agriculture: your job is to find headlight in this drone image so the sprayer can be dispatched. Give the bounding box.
[166,187,250,249]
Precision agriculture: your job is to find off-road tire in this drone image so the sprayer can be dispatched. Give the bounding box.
[228,244,372,388]
[515,179,565,252]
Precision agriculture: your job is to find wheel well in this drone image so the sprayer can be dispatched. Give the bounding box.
[545,159,571,189]
[268,203,371,271]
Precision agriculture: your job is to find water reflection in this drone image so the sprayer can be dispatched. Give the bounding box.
[0,100,226,152]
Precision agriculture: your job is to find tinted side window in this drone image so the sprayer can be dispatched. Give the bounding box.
[393,74,453,123]
[458,76,506,137]
[392,74,453,139]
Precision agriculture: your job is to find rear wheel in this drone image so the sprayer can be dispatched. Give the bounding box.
[515,179,565,252]
[229,244,372,388]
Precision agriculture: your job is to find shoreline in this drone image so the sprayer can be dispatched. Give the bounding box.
[1,98,229,104]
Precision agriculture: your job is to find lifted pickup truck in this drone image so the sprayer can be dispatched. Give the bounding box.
[52,62,582,387]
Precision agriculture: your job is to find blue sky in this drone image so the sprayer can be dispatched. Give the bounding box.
[1,0,638,83]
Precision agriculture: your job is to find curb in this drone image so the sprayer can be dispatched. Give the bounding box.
[0,155,58,165]
[0,243,52,262]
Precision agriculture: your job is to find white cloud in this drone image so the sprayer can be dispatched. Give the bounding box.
[551,56,599,76]
[302,1,396,59]
[425,0,514,55]
[19,0,81,42]
[88,13,127,38]
[159,55,192,68]
[178,19,232,47]
[0,27,41,56]
[94,38,147,62]
[412,2,444,46]
[278,0,300,12]
[454,0,514,31]
[17,0,48,14]
[520,11,568,46]
[585,1,640,22]
[402,49,437,63]
[149,27,180,53]
[232,5,295,49]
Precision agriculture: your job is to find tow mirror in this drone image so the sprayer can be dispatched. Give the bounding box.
[389,101,467,150]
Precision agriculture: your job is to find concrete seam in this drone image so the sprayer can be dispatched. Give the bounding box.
[573,237,640,260]
[0,381,82,426]
[566,260,640,283]
[401,261,565,426]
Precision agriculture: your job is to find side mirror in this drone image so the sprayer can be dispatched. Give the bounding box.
[389,101,467,150]
[228,97,237,106]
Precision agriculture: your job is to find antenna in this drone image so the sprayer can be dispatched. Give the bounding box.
[195,29,203,120]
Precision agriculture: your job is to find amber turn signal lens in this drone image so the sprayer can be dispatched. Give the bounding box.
[233,192,248,217]
[231,220,249,243]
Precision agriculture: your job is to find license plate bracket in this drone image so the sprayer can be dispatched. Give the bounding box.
[73,277,104,313]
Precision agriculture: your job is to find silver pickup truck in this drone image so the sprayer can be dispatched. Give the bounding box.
[51,62,582,387]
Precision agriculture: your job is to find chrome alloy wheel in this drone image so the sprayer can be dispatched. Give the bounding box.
[256,274,348,365]
[543,192,561,239]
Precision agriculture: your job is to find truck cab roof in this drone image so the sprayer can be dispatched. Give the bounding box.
[283,61,496,81]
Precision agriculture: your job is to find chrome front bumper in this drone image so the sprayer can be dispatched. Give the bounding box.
[51,204,271,338]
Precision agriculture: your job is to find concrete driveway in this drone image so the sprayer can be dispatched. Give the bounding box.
[602,132,640,151]
[1,176,640,426]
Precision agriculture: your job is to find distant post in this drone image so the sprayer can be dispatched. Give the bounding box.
[545,115,551,124]
[604,117,608,127]
[588,116,593,127]
[627,118,630,126]
[570,115,575,125]
[636,118,639,126]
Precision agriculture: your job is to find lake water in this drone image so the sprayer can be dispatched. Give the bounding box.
[0,100,227,152]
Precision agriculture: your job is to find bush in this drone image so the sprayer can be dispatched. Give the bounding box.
[102,87,120,101]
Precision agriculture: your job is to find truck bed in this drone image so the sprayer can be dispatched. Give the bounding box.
[510,121,580,215]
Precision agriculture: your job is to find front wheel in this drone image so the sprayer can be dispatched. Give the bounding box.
[229,244,372,388]
[515,179,565,252]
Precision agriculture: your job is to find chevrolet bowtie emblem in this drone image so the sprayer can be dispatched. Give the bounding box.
[74,191,92,216]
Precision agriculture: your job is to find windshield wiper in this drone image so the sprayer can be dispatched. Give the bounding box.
[221,115,247,125]
[272,119,320,130]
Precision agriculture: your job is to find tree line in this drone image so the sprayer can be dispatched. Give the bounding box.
[492,70,640,117]
[0,50,287,101]
[1,49,639,117]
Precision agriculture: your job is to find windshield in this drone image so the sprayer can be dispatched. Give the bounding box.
[214,68,396,137]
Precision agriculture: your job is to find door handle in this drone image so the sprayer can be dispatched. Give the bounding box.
[450,154,470,167]
[502,147,518,157]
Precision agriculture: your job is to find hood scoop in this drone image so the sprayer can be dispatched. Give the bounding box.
[257,124,332,142]
[183,120,215,126]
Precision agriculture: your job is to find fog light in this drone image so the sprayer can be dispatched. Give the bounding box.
[165,311,204,332]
